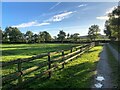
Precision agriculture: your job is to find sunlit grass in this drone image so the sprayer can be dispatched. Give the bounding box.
[2,43,81,87]
[24,46,103,88]
[2,44,80,62]
[2,44,103,88]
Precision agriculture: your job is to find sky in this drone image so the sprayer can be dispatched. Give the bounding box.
[2,2,118,37]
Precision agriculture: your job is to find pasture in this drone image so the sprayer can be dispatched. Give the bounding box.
[2,44,80,62]
[1,44,103,88]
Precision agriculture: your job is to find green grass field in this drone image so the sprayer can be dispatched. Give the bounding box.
[2,44,80,62]
[25,46,103,88]
[1,44,103,88]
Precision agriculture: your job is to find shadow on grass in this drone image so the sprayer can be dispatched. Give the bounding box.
[23,61,96,88]
[2,45,77,56]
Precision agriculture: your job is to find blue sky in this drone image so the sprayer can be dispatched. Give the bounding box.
[2,2,118,37]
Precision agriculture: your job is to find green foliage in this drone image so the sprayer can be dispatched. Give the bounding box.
[104,6,120,41]
[25,31,33,43]
[70,33,80,42]
[0,27,2,42]
[3,27,22,42]
[57,30,66,43]
[88,25,101,41]
[39,31,52,42]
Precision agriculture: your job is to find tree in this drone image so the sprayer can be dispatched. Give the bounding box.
[25,31,33,43]
[67,33,70,39]
[39,31,52,42]
[33,34,39,43]
[57,30,66,43]
[72,33,80,42]
[0,27,2,43]
[104,5,120,41]
[88,25,101,41]
[4,27,22,42]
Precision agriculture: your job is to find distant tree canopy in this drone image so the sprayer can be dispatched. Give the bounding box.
[57,30,66,43]
[70,33,80,42]
[1,24,107,43]
[3,27,22,42]
[39,31,52,42]
[2,27,52,43]
[104,5,120,41]
[88,25,101,41]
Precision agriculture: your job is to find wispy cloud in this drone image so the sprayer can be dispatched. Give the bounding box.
[12,11,75,28]
[78,4,87,8]
[96,16,109,20]
[46,11,74,22]
[12,21,50,28]
[49,2,61,10]
[34,22,50,26]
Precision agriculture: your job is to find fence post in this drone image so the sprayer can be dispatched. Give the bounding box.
[70,48,73,53]
[81,47,83,52]
[87,45,89,52]
[76,47,77,51]
[18,59,22,84]
[62,50,64,69]
[48,52,51,78]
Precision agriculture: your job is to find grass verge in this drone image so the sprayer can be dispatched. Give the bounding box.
[106,45,120,89]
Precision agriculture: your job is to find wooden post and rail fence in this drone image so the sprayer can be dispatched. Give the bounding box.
[1,42,95,88]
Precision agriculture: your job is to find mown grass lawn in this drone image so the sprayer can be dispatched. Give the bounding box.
[24,46,103,88]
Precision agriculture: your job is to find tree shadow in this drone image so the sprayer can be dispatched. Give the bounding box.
[23,61,96,88]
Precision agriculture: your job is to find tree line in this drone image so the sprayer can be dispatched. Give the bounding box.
[0,24,103,43]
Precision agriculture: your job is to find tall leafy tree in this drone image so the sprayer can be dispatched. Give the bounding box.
[88,25,101,41]
[4,27,22,42]
[25,31,33,43]
[57,30,66,43]
[0,27,2,43]
[72,33,80,42]
[104,5,120,41]
[39,31,52,42]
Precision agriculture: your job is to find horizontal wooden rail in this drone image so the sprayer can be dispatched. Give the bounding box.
[2,53,48,67]
[2,61,47,84]
[2,45,82,67]
[2,43,95,88]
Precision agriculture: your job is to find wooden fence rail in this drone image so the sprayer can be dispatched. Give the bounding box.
[2,42,95,88]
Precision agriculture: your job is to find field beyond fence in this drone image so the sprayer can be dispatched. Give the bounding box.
[1,42,95,89]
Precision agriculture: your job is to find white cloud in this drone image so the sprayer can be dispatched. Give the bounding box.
[12,21,50,28]
[12,21,37,28]
[47,11,73,22]
[34,22,50,26]
[78,4,87,7]
[12,11,75,28]
[96,16,109,20]
[49,2,61,10]
[106,6,117,14]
